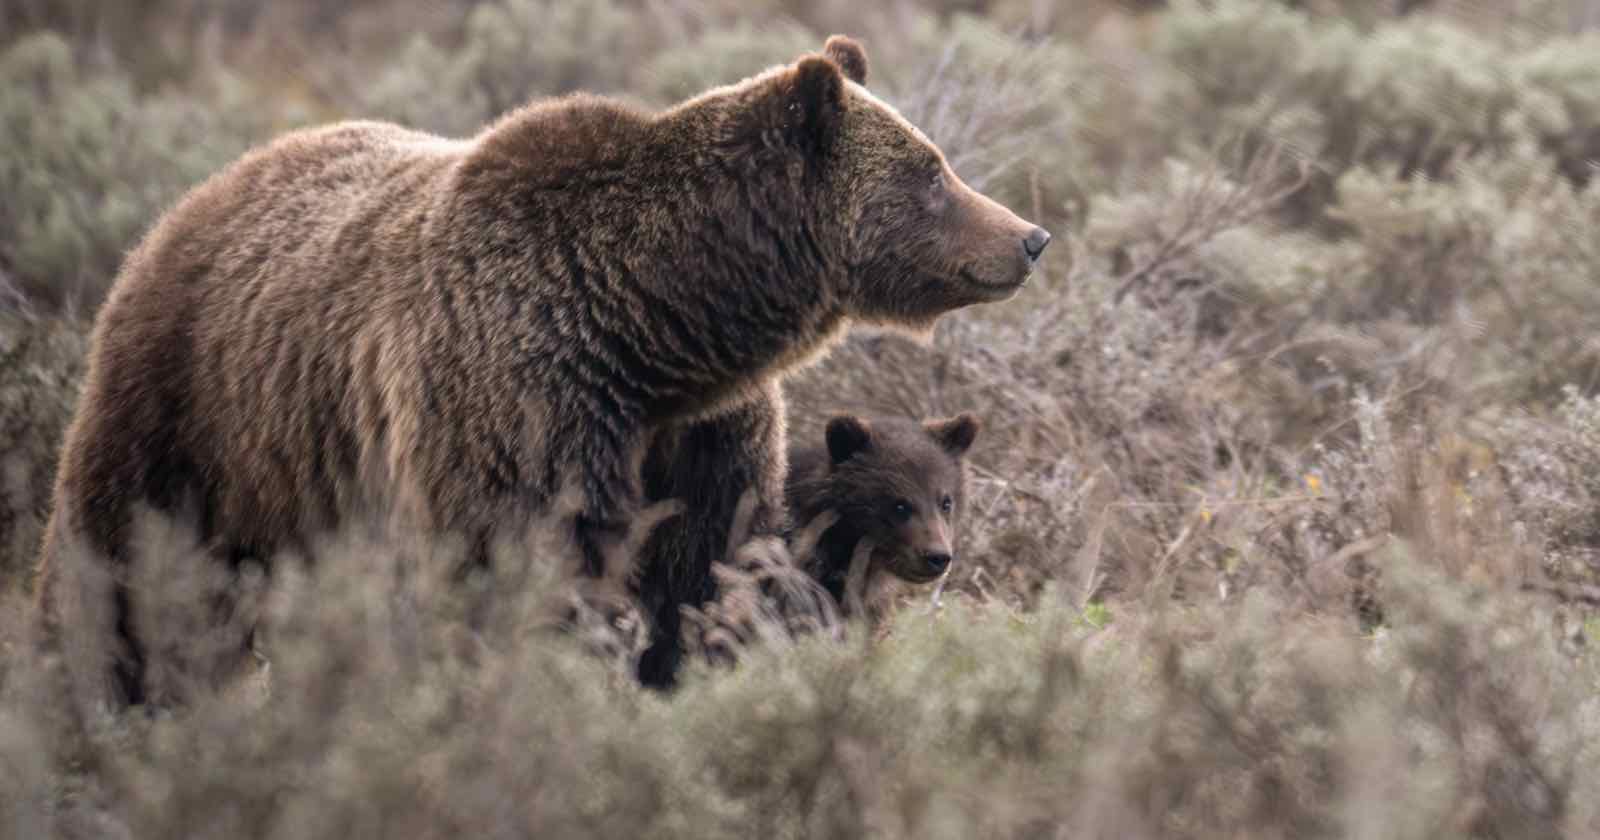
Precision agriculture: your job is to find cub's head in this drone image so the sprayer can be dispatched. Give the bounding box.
[682,35,1050,334]
[820,413,980,584]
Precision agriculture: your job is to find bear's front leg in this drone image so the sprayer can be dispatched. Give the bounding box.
[571,437,648,583]
[634,383,790,688]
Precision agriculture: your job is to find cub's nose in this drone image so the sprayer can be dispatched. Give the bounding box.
[1023,227,1052,261]
[923,551,952,575]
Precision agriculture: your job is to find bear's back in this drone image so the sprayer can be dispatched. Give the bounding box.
[61,121,473,553]
[106,120,466,319]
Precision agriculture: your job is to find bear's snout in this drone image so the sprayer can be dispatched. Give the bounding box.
[922,550,952,575]
[1023,227,1052,262]
[943,184,1051,299]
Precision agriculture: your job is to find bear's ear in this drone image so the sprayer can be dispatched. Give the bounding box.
[782,55,846,153]
[925,413,980,457]
[825,415,872,465]
[823,35,868,86]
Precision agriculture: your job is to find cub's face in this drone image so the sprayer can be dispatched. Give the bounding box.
[823,413,980,584]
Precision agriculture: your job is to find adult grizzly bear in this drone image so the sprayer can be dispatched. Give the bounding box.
[35,35,1051,707]
[787,413,979,625]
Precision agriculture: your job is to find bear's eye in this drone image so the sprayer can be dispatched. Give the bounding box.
[940,494,954,515]
[891,500,913,521]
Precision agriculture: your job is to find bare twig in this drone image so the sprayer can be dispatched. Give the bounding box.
[843,537,876,622]
[1318,533,1392,573]
[1112,142,1312,305]
[1522,580,1600,608]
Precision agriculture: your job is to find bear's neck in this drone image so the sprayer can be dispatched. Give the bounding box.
[624,157,850,417]
[453,118,850,420]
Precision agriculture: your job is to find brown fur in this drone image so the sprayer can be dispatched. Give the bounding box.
[787,414,980,622]
[35,35,1048,707]
[823,35,868,86]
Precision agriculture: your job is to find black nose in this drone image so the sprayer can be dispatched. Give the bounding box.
[1023,227,1051,261]
[923,551,952,574]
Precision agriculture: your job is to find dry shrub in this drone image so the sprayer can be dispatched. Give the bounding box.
[788,118,1593,628]
[637,20,819,104]
[1,493,848,838]
[1152,0,1600,224]
[0,312,87,590]
[681,494,844,670]
[1497,387,1600,596]
[6,517,1598,838]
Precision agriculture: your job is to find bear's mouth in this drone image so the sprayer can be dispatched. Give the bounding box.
[875,547,948,584]
[958,267,1029,298]
[887,557,949,584]
[899,567,946,584]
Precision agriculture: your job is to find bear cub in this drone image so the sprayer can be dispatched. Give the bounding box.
[786,413,979,620]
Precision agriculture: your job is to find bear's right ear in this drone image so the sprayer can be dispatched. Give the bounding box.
[825,416,872,465]
[823,35,868,86]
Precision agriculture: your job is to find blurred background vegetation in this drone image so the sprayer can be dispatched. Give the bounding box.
[4,0,1600,836]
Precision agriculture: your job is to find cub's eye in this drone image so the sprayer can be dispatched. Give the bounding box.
[891,500,913,521]
[940,495,954,515]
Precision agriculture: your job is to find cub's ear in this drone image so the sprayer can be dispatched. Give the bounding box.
[825,415,872,465]
[925,413,980,457]
[823,35,868,86]
[782,55,846,153]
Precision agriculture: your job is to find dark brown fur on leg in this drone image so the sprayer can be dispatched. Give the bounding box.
[635,385,788,689]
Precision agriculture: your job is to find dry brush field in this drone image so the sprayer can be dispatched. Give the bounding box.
[4,1,1600,836]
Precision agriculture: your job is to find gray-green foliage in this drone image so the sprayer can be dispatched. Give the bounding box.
[0,32,272,311]
[1518,32,1600,180]
[0,312,85,589]
[1153,1,1600,219]
[4,521,1596,837]
[361,0,659,135]
[1329,149,1600,397]
[637,20,818,104]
